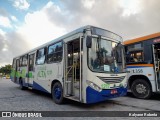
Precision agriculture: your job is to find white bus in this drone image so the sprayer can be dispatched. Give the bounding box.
[124,32,160,99]
[11,25,127,104]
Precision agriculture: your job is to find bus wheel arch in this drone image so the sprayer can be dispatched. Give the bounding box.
[129,75,152,99]
[51,80,64,104]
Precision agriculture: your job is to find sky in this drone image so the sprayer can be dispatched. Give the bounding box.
[0,0,160,66]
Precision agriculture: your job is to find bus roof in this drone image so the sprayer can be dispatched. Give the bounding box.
[13,25,94,59]
[12,25,92,59]
[13,25,122,59]
[123,32,160,45]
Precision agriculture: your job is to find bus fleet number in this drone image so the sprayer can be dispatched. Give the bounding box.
[132,69,143,73]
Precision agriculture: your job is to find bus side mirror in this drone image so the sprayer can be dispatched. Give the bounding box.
[86,36,92,48]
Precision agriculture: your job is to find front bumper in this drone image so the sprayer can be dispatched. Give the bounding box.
[86,86,127,104]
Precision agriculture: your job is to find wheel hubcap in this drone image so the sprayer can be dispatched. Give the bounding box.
[54,87,61,100]
[136,84,146,94]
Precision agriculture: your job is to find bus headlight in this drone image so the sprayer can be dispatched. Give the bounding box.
[86,80,102,92]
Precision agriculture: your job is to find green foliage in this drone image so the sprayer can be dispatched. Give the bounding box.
[0,64,12,75]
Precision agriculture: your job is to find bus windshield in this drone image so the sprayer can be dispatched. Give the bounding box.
[88,37,123,73]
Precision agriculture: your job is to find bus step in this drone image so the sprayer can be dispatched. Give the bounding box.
[74,86,80,89]
[127,89,131,92]
[28,87,32,90]
[67,75,72,77]
[65,94,73,97]
[65,81,71,83]
[66,96,80,102]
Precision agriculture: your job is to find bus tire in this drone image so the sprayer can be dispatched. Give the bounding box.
[131,79,152,99]
[52,82,64,104]
[19,79,27,90]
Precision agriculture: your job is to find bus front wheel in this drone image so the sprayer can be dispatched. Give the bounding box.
[131,79,152,99]
[52,82,64,104]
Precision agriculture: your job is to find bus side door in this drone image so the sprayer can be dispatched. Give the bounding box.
[28,53,35,87]
[153,44,160,91]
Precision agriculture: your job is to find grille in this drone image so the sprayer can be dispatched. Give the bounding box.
[97,76,125,84]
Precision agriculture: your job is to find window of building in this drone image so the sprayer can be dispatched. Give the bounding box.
[47,42,62,63]
[36,48,46,64]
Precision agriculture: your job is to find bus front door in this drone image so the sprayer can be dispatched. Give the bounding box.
[153,44,160,91]
[64,37,82,101]
[28,53,35,87]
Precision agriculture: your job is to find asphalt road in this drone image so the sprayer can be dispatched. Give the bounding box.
[0,78,160,120]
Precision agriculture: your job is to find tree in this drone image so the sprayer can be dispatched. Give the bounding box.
[0,64,12,75]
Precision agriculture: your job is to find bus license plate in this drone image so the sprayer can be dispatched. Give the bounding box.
[111,89,117,94]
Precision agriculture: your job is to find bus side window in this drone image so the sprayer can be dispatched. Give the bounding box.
[19,57,23,67]
[47,42,63,63]
[36,48,46,65]
[127,51,144,63]
[12,59,16,68]
[16,59,20,71]
[29,54,34,71]
[22,55,28,66]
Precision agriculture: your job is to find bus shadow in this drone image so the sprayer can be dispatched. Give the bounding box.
[27,89,52,98]
[21,87,160,109]
[151,93,160,100]
[24,88,115,109]
[64,99,115,109]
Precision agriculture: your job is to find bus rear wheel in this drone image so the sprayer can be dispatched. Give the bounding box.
[131,79,152,99]
[52,82,64,104]
[19,79,27,90]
